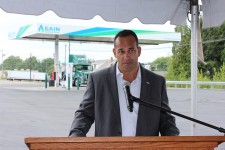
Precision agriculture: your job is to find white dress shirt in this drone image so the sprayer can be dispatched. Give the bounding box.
[116,63,141,136]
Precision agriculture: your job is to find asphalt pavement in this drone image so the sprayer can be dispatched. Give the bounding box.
[0,80,225,150]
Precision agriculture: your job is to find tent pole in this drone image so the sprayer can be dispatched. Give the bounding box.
[54,35,59,87]
[190,0,199,135]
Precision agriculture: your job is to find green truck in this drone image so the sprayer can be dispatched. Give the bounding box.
[69,54,92,87]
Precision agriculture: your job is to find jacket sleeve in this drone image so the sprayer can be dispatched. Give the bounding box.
[69,74,95,137]
[159,78,180,136]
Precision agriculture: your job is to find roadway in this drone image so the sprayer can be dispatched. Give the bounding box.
[0,80,225,150]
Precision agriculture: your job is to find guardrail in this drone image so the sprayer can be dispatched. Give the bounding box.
[166,81,225,89]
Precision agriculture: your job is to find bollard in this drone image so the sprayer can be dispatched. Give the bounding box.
[77,78,80,90]
[68,73,70,90]
[45,73,48,88]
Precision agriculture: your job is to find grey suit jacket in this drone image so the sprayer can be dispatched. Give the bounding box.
[69,63,179,136]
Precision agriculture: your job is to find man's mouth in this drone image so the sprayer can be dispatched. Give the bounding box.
[123,61,132,64]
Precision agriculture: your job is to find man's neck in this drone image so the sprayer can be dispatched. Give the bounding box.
[123,66,139,83]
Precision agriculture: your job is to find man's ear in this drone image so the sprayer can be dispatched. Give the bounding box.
[138,46,141,57]
[113,48,116,57]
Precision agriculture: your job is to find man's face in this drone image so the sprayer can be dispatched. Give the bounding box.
[113,35,141,73]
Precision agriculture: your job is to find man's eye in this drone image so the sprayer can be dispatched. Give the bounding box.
[118,50,125,54]
[129,49,136,53]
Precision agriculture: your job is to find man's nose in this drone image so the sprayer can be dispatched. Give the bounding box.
[124,51,131,58]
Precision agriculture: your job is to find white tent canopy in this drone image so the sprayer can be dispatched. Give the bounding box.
[1,0,225,135]
[0,0,187,25]
[0,0,225,28]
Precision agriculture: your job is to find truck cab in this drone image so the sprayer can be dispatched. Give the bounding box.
[69,54,92,87]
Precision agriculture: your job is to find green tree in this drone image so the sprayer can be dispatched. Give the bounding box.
[197,69,210,88]
[3,56,23,70]
[3,55,54,76]
[150,57,170,71]
[169,19,225,81]
[201,22,225,78]
[23,56,40,70]
[212,63,225,89]
[213,63,225,82]
[39,58,54,75]
[165,57,175,80]
[171,25,191,80]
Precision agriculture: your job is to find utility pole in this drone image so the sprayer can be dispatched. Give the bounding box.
[30,53,32,81]
[69,41,70,58]
[1,50,5,79]
[65,44,67,64]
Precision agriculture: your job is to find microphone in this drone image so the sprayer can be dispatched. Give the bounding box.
[123,82,133,112]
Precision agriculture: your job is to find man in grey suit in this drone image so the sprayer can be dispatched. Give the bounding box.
[69,30,179,137]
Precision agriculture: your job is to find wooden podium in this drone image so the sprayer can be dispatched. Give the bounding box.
[25,136,225,150]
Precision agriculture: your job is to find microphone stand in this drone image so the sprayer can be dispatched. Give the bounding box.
[130,95,225,134]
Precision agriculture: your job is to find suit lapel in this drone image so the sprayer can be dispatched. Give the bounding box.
[106,63,122,134]
[140,66,152,102]
[136,65,152,135]
[107,63,120,109]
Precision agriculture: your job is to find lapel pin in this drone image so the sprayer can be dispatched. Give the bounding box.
[146,82,150,84]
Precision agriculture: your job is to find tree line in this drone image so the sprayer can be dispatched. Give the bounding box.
[1,56,54,75]
[151,20,225,87]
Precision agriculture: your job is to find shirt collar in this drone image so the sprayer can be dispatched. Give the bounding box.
[116,63,141,81]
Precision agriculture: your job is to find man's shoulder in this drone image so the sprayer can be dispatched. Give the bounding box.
[142,67,165,80]
[91,65,115,76]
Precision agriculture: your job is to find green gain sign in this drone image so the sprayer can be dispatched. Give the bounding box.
[38,25,60,34]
